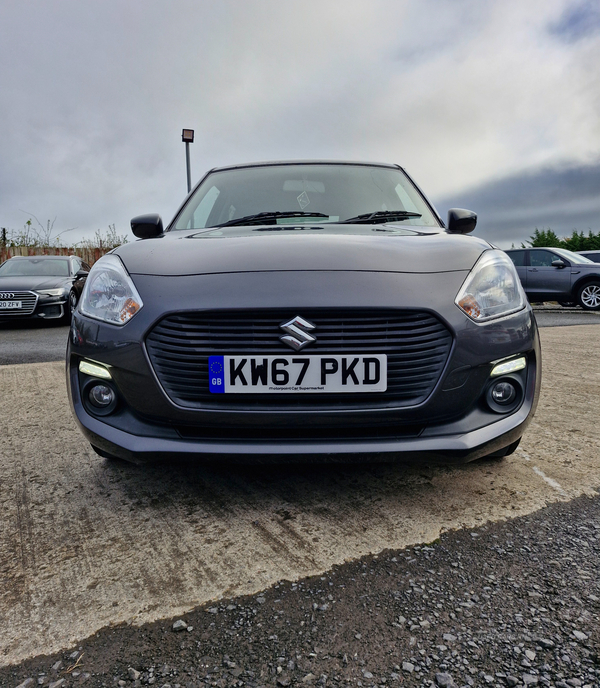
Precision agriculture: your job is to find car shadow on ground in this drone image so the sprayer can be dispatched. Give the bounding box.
[96,452,499,522]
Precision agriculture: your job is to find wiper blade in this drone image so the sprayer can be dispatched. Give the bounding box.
[213,211,330,228]
[340,210,422,224]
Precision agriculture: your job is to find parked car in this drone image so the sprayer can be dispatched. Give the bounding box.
[577,250,600,263]
[67,160,541,465]
[0,255,90,323]
[505,247,600,309]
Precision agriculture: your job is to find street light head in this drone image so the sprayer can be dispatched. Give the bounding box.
[182,128,194,143]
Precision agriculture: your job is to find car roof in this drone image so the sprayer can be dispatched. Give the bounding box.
[208,160,402,173]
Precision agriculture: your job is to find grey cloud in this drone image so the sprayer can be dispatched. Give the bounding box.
[0,0,599,244]
[437,162,600,248]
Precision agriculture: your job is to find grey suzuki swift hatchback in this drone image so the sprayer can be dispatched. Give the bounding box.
[67,161,540,464]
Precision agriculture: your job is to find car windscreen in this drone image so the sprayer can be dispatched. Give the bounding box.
[172,164,441,230]
[0,258,70,277]
[553,248,595,265]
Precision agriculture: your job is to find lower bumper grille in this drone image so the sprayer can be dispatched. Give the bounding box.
[146,309,453,410]
[176,423,425,441]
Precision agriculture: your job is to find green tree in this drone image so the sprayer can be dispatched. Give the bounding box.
[528,228,563,247]
[525,227,600,250]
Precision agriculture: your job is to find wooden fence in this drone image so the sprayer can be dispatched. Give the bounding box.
[0,246,112,266]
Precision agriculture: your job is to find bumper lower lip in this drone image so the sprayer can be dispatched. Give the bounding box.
[68,406,531,465]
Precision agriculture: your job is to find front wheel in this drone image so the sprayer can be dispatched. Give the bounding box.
[577,282,600,310]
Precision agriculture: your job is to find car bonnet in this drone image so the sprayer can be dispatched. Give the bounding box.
[114,226,491,276]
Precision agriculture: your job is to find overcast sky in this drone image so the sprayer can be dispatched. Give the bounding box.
[1,0,599,248]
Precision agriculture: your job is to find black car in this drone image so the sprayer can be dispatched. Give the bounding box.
[67,161,541,465]
[577,250,600,263]
[505,247,600,309]
[0,255,90,322]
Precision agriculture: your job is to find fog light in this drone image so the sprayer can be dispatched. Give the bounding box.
[88,383,115,408]
[491,381,516,405]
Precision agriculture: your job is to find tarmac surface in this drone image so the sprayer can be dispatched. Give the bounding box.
[0,324,599,670]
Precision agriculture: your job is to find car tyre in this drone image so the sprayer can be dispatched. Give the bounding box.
[577,282,600,310]
[62,290,78,324]
[90,444,119,460]
[484,437,521,460]
[91,444,145,466]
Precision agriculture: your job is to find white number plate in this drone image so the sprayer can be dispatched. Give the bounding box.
[0,301,22,309]
[209,354,387,394]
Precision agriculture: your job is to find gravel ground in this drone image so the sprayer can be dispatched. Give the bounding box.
[3,494,599,688]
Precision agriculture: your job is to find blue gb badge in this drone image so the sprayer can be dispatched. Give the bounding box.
[208,356,225,393]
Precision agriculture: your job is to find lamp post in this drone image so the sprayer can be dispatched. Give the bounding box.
[182,128,194,193]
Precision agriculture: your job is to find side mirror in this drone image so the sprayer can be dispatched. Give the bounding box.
[447,208,477,234]
[131,214,164,239]
[75,269,89,279]
[551,259,566,269]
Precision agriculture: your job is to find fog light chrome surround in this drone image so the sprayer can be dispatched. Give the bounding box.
[490,356,526,378]
[79,360,112,379]
[81,379,118,416]
[485,375,523,414]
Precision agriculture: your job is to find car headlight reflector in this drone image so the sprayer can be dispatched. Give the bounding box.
[79,254,143,325]
[456,250,526,322]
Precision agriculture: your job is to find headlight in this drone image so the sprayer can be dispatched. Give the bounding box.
[79,254,143,325]
[35,288,68,297]
[456,250,526,322]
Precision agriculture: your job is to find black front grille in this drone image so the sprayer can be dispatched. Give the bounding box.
[145,309,453,409]
[0,291,38,315]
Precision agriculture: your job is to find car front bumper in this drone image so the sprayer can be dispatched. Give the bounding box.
[66,269,541,465]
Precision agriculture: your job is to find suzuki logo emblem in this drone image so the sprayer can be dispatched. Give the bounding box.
[279,315,317,351]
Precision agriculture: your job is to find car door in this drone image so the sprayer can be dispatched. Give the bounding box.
[506,250,528,290]
[526,249,573,301]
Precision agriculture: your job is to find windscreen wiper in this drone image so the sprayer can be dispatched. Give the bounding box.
[213,211,330,228]
[340,210,422,224]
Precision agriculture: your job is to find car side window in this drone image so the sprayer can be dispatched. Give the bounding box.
[507,250,526,266]
[81,262,91,272]
[530,250,560,267]
[72,257,82,273]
